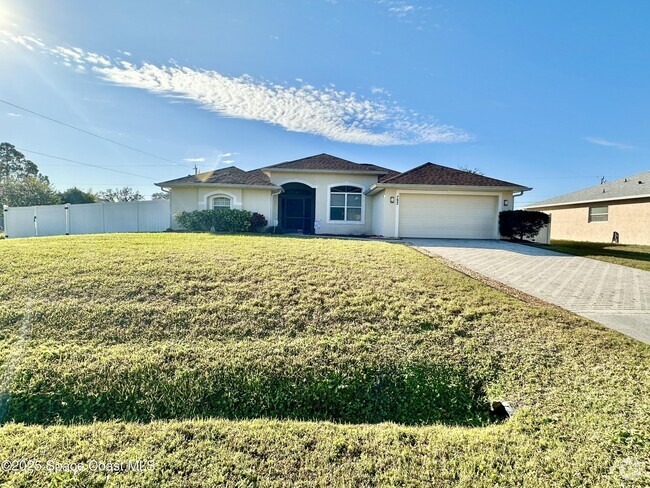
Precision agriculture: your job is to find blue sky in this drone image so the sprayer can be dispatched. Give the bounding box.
[1,0,648,206]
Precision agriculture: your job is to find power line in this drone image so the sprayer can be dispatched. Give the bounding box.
[17,147,155,181]
[1,99,191,169]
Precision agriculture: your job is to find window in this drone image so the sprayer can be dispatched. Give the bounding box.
[212,196,232,209]
[589,206,608,222]
[330,185,362,222]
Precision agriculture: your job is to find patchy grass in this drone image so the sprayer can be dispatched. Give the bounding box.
[0,233,648,486]
[539,239,650,271]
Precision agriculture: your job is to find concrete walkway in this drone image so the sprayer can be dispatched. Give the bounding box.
[406,239,650,344]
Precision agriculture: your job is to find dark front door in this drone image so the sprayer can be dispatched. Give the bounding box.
[279,183,315,234]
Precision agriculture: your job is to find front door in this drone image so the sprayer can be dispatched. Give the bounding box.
[279,183,315,234]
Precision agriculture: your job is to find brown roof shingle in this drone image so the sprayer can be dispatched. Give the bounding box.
[157,167,276,187]
[381,162,529,188]
[263,153,394,174]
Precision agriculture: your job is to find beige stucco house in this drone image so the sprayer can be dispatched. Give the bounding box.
[525,171,650,245]
[156,154,531,239]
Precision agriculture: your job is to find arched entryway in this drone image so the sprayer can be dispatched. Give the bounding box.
[279,182,315,234]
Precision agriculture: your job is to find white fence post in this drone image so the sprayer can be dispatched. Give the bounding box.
[64,204,70,235]
[2,205,8,237]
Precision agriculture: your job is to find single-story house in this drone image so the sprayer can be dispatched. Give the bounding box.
[525,171,650,245]
[156,153,531,239]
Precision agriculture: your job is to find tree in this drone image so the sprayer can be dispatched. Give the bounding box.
[0,142,41,179]
[0,175,61,208]
[0,143,59,229]
[499,210,550,241]
[97,187,144,202]
[59,187,96,204]
[151,191,170,200]
[458,165,484,175]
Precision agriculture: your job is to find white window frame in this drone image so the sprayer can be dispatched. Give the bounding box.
[588,205,608,223]
[210,194,233,210]
[327,184,365,225]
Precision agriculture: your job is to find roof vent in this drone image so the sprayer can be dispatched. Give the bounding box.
[603,188,606,193]
[639,180,644,184]
[625,178,628,182]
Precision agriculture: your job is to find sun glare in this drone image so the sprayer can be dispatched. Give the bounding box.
[0,2,24,29]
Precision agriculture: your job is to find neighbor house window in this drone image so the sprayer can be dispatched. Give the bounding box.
[589,206,608,222]
[212,196,232,209]
[330,186,362,222]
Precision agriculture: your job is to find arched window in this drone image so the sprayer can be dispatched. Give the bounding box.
[329,185,362,222]
[211,195,232,209]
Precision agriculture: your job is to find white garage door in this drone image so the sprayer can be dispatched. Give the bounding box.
[398,193,498,239]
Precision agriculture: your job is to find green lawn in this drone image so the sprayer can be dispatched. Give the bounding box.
[542,240,650,272]
[0,233,648,486]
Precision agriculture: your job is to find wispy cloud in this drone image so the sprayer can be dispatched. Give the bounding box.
[584,136,636,151]
[183,157,206,163]
[379,1,422,22]
[2,31,470,146]
[7,112,21,117]
[370,86,389,95]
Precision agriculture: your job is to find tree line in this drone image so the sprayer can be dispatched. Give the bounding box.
[0,142,168,206]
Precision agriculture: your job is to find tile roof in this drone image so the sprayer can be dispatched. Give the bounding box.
[156,154,530,191]
[157,167,276,187]
[526,170,650,208]
[380,162,529,188]
[263,153,394,174]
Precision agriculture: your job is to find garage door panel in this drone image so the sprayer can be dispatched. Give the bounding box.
[398,194,498,239]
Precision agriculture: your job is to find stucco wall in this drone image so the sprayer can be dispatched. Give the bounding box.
[169,181,518,237]
[543,198,650,245]
[170,187,198,229]
[265,171,379,235]
[371,190,386,236]
[170,186,274,229]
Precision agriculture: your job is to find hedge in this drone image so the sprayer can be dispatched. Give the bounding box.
[175,209,267,232]
[499,210,550,240]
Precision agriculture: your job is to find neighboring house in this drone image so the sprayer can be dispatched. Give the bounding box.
[525,171,650,245]
[156,153,531,239]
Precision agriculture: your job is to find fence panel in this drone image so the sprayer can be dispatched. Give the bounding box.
[34,205,67,236]
[104,201,139,233]
[3,200,171,238]
[530,220,551,244]
[4,206,37,238]
[137,200,172,232]
[68,203,105,235]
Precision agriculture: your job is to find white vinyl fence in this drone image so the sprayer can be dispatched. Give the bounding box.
[529,217,551,245]
[2,200,171,238]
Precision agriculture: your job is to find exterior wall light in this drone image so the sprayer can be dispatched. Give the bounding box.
[503,199,509,207]
[390,196,395,203]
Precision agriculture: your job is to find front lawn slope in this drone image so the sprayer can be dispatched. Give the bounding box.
[0,234,648,487]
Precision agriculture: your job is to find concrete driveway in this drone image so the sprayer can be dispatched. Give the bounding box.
[406,239,650,344]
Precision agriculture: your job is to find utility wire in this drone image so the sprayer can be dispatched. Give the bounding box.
[18,148,155,181]
[1,99,191,169]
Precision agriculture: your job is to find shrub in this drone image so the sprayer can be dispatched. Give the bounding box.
[250,212,268,232]
[175,209,253,232]
[499,210,550,241]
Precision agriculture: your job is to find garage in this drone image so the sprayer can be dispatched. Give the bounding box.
[398,193,499,239]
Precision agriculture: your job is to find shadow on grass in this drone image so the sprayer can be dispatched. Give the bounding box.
[543,241,650,264]
[4,364,497,427]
